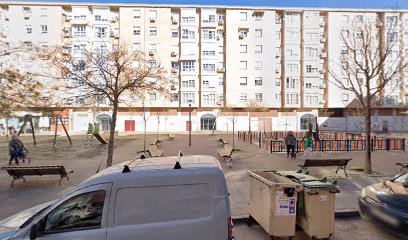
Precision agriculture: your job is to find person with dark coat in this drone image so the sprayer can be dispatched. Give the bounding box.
[285,131,297,158]
[8,135,25,165]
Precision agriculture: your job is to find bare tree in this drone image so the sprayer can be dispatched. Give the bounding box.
[329,17,407,174]
[211,103,223,136]
[245,99,266,134]
[223,105,239,148]
[155,111,161,141]
[45,42,170,167]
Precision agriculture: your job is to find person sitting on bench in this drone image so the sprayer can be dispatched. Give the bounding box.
[8,135,27,165]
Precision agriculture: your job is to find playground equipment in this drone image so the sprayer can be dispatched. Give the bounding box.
[52,114,72,147]
[17,114,37,144]
[92,123,108,144]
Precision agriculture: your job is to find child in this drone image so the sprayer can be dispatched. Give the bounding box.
[302,133,313,160]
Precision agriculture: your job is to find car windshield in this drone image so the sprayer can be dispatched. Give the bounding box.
[394,173,408,186]
[0,202,52,229]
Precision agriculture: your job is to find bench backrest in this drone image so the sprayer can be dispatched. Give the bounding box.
[223,144,234,155]
[148,145,159,153]
[304,159,351,167]
[2,166,67,176]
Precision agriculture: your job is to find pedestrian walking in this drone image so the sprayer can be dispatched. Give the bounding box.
[302,132,313,160]
[285,131,297,158]
[8,135,26,165]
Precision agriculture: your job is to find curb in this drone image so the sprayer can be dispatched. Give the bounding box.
[232,209,360,222]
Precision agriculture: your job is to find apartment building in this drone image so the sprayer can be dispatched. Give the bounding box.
[1,2,408,133]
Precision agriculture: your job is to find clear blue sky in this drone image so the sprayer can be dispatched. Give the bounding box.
[18,0,408,9]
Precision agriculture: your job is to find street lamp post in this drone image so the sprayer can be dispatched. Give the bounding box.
[188,100,192,146]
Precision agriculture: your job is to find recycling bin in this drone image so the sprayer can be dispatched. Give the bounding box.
[247,170,303,239]
[278,171,339,239]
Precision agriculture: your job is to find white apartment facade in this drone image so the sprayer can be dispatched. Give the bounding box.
[1,2,408,133]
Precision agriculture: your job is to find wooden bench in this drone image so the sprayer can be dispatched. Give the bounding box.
[397,162,408,171]
[148,145,164,157]
[217,144,237,167]
[2,165,74,187]
[150,139,161,145]
[216,138,229,146]
[298,158,352,177]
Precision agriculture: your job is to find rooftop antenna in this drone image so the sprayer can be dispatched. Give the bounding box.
[174,151,183,169]
[121,153,147,174]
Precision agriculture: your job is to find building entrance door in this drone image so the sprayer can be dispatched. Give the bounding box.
[125,120,135,132]
[200,114,216,131]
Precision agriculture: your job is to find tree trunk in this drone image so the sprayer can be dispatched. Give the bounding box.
[211,117,216,136]
[364,106,372,174]
[143,119,147,153]
[106,101,118,168]
[156,118,159,141]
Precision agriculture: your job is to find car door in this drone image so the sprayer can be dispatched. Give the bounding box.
[30,183,112,240]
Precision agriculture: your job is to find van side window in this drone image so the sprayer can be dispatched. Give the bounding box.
[114,184,211,225]
[44,191,105,234]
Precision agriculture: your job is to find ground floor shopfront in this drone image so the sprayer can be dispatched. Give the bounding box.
[2,107,408,135]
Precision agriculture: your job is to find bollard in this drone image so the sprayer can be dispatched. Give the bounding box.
[386,138,390,151]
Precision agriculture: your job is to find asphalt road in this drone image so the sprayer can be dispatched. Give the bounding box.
[234,217,398,240]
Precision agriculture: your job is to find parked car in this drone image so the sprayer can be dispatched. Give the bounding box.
[0,155,233,240]
[358,172,408,239]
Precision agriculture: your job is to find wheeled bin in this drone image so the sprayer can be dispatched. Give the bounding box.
[247,170,303,239]
[278,171,339,239]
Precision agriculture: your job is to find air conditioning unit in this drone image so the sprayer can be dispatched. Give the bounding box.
[320,100,326,104]
[111,16,119,23]
[218,20,224,26]
[171,85,177,90]
[216,36,221,40]
[171,68,178,73]
[171,51,177,57]
[150,18,156,23]
[110,31,119,38]
[376,22,383,27]
[320,52,327,58]
[172,17,178,24]
[275,69,280,74]
[319,84,326,89]
[149,51,155,56]
[319,22,326,27]
[239,34,244,39]
[319,69,325,74]
[217,68,225,73]
[320,38,327,43]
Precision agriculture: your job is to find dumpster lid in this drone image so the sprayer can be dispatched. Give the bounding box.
[276,171,338,189]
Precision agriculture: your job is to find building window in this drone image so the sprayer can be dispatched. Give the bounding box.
[132,43,140,52]
[171,93,179,102]
[203,94,216,105]
[305,95,318,105]
[306,65,312,73]
[148,60,157,69]
[171,30,178,38]
[286,93,299,105]
[255,77,262,86]
[240,61,247,70]
[219,46,224,54]
[305,83,312,89]
[25,25,32,34]
[149,10,157,21]
[240,45,247,53]
[95,15,101,21]
[181,16,195,23]
[149,92,156,101]
[41,25,47,33]
[203,29,216,40]
[387,32,398,43]
[219,78,225,86]
[240,77,247,86]
[254,12,263,21]
[95,27,107,38]
[239,29,248,38]
[255,45,262,54]
[203,64,215,72]
[209,15,216,23]
[24,42,33,50]
[355,15,364,23]
[286,77,298,89]
[133,9,141,18]
[240,12,247,21]
[133,26,141,35]
[73,26,86,37]
[218,15,225,22]
[182,61,195,72]
[202,80,209,88]
[255,93,262,101]
[240,93,247,102]
[255,61,262,70]
[149,27,157,36]
[182,79,195,88]
[148,44,157,53]
[255,29,263,38]
[182,29,195,39]
[202,50,215,56]
[182,93,195,104]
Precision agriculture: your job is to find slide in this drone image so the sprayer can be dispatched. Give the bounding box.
[92,123,108,144]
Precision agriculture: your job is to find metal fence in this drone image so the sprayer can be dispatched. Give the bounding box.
[238,131,405,152]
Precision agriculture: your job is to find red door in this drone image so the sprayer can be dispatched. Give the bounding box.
[125,120,135,132]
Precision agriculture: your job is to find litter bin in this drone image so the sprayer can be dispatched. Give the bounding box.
[247,170,303,239]
[278,171,339,239]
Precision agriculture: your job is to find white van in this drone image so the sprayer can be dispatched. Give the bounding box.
[0,155,233,240]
